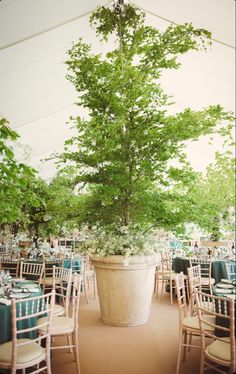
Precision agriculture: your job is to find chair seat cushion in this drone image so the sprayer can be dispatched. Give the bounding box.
[37,316,74,334]
[200,277,215,285]
[52,303,65,316]
[163,271,186,279]
[0,339,44,364]
[206,338,230,362]
[42,277,61,286]
[183,315,215,331]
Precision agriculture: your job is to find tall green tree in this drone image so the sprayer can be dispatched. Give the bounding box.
[58,3,234,236]
[189,151,235,240]
[42,167,82,236]
[0,117,38,226]
[19,167,82,238]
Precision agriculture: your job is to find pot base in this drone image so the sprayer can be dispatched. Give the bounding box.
[101,317,149,327]
[92,254,160,327]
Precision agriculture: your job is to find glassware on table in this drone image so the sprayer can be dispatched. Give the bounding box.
[0,270,12,294]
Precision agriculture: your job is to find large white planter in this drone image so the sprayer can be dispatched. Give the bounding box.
[91,254,160,327]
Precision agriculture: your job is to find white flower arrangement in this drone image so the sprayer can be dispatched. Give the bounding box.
[214,246,235,260]
[77,224,160,257]
[15,233,30,241]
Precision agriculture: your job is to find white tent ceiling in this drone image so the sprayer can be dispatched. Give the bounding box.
[0,0,235,180]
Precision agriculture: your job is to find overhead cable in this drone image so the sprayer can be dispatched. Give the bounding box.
[0,0,234,51]
[129,0,235,50]
[0,0,113,51]
[12,103,76,129]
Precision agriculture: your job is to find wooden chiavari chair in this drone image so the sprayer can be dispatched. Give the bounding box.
[175,272,215,374]
[0,257,19,277]
[37,274,81,374]
[189,256,215,294]
[155,251,189,304]
[51,266,72,317]
[40,259,64,293]
[20,261,44,284]
[0,290,55,374]
[195,289,235,373]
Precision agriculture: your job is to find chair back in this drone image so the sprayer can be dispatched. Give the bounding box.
[44,259,63,277]
[52,266,72,316]
[187,265,201,314]
[0,257,19,277]
[161,250,172,271]
[70,274,81,329]
[189,256,212,276]
[195,289,235,372]
[175,272,188,322]
[11,290,55,372]
[161,251,178,289]
[20,261,44,283]
[189,256,213,292]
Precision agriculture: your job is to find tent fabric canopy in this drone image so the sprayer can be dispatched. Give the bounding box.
[0,0,235,180]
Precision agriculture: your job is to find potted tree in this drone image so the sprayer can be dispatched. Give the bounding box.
[58,2,233,326]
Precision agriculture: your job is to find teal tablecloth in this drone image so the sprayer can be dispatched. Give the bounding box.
[173,257,236,284]
[0,282,42,344]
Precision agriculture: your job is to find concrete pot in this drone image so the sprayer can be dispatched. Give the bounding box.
[91,254,160,327]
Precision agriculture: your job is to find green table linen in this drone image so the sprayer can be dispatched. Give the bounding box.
[173,257,236,283]
[0,282,42,344]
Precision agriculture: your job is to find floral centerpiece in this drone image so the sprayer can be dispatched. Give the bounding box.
[78,224,159,257]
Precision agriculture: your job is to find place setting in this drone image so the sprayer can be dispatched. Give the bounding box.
[11,282,39,297]
[214,278,236,299]
[0,271,40,303]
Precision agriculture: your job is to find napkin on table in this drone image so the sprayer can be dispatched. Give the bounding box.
[0,297,11,305]
[23,288,39,293]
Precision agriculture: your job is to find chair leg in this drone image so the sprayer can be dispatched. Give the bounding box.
[170,280,173,304]
[154,275,157,294]
[176,328,183,374]
[185,279,189,303]
[209,283,213,295]
[87,277,90,290]
[73,330,81,374]
[46,344,52,374]
[188,332,192,352]
[160,276,165,299]
[67,333,73,353]
[199,350,204,374]
[83,281,89,304]
[183,331,188,361]
[155,274,159,298]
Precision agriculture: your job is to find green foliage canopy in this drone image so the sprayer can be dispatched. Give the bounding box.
[189,151,235,240]
[0,117,38,224]
[58,3,234,242]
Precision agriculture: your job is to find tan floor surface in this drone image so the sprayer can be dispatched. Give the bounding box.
[51,291,203,374]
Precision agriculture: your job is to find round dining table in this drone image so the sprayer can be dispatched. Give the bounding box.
[0,280,42,344]
[172,257,236,283]
[23,256,82,271]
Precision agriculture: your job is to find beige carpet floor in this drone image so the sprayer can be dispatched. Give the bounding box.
[51,291,203,374]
